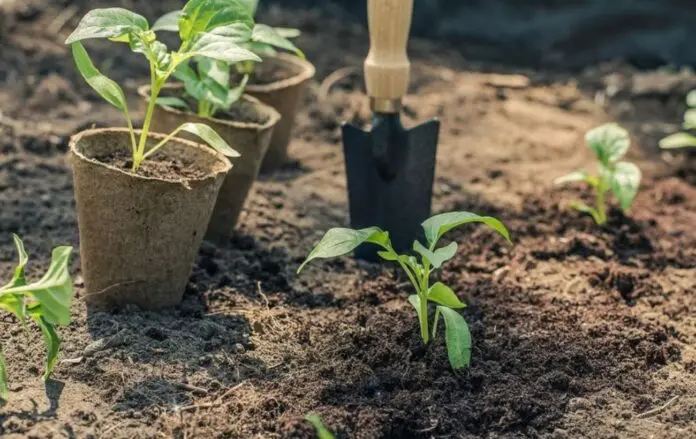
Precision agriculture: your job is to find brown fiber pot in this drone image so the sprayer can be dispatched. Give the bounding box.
[71,128,231,310]
[139,85,281,242]
[245,53,315,173]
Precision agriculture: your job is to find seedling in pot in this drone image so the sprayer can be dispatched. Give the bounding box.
[660,90,696,149]
[555,123,641,226]
[66,0,262,171]
[297,212,511,370]
[152,0,303,118]
[0,235,73,404]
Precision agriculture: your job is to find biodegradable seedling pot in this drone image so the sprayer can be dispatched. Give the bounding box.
[139,84,281,242]
[244,53,315,173]
[71,128,231,310]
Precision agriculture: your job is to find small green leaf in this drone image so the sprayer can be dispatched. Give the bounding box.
[251,24,303,57]
[437,306,472,370]
[297,227,388,273]
[408,294,422,323]
[554,170,589,185]
[275,27,301,39]
[305,414,336,439]
[0,348,7,404]
[71,43,128,113]
[199,58,230,87]
[422,211,511,248]
[65,8,149,44]
[660,132,696,149]
[686,90,696,108]
[226,74,249,108]
[209,22,253,41]
[156,97,191,111]
[585,123,630,164]
[179,0,254,41]
[3,234,28,289]
[413,241,457,269]
[28,314,60,380]
[377,250,399,261]
[682,109,696,130]
[152,10,182,32]
[610,161,641,212]
[178,123,240,157]
[428,283,466,309]
[187,32,261,64]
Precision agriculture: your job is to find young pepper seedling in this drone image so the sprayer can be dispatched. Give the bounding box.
[66,0,262,171]
[151,0,303,118]
[297,212,511,370]
[0,235,73,404]
[555,123,641,225]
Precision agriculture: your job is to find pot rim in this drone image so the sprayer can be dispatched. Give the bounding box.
[70,127,232,185]
[245,52,316,93]
[138,84,281,132]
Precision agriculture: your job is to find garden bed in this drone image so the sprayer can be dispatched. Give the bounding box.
[0,1,695,438]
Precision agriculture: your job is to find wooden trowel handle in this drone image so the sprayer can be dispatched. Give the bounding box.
[364,0,413,113]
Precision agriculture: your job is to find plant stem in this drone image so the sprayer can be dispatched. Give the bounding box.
[418,267,431,345]
[595,183,607,225]
[133,64,162,172]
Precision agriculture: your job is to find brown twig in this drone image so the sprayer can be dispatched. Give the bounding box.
[636,395,680,419]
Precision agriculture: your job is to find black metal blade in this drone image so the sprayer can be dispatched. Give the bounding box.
[342,117,440,259]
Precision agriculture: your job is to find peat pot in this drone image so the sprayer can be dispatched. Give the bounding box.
[245,53,315,173]
[139,84,281,242]
[71,128,231,310]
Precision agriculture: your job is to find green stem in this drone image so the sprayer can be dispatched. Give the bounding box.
[142,125,185,160]
[418,267,431,345]
[133,65,163,172]
[595,184,607,225]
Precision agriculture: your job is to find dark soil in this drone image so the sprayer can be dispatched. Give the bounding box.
[1,1,695,439]
[246,60,295,86]
[98,150,210,180]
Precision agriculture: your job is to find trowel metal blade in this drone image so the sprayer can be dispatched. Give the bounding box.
[342,118,440,258]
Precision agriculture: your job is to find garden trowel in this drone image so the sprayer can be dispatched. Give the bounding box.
[342,0,440,259]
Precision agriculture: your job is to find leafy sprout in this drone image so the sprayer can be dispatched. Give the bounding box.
[305,414,336,439]
[151,0,303,118]
[66,1,259,171]
[297,212,511,370]
[0,235,73,404]
[555,123,641,226]
[660,90,696,149]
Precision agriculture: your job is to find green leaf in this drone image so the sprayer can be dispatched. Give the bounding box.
[209,22,253,41]
[610,161,641,212]
[408,294,423,323]
[28,314,61,380]
[421,211,511,248]
[297,227,388,273]
[377,250,399,261]
[188,32,261,64]
[2,246,74,326]
[179,0,254,41]
[683,109,696,130]
[239,0,260,16]
[178,123,240,157]
[65,8,149,44]
[71,43,128,113]
[225,74,249,108]
[437,306,472,370]
[305,414,336,439]
[0,348,7,404]
[252,24,303,57]
[199,58,230,87]
[131,36,172,74]
[554,170,590,186]
[660,132,696,149]
[156,97,191,111]
[413,241,457,269]
[275,27,301,39]
[3,234,28,290]
[686,90,696,108]
[152,10,182,32]
[585,123,630,164]
[428,282,466,309]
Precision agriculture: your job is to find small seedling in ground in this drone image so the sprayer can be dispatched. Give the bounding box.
[152,0,303,118]
[0,235,73,404]
[66,0,262,170]
[305,414,336,439]
[660,90,696,149]
[555,123,641,225]
[297,212,511,370]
